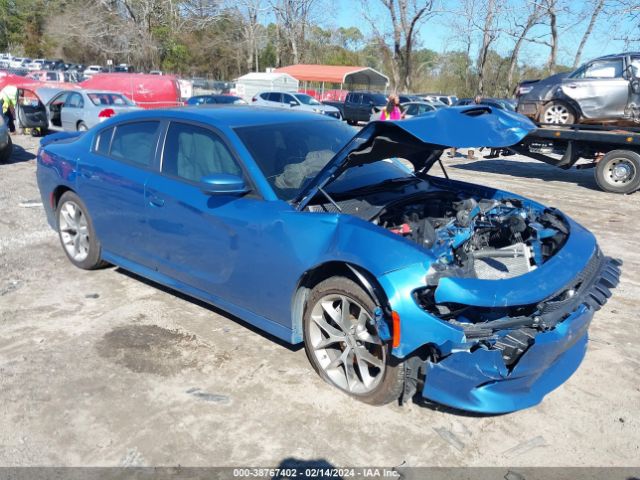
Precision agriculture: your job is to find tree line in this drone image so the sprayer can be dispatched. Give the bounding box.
[0,0,638,97]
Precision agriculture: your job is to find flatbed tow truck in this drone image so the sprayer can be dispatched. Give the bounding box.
[509,123,640,194]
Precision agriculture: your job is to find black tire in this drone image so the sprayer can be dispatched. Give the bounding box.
[77,122,88,132]
[0,136,12,163]
[303,276,404,405]
[540,101,576,124]
[595,150,640,194]
[56,191,107,269]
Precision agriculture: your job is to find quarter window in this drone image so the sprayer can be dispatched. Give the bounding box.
[95,127,114,155]
[162,122,241,182]
[110,121,160,167]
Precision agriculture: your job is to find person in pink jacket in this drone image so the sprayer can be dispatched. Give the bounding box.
[380,94,404,121]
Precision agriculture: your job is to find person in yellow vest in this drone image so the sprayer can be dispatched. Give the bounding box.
[0,85,18,133]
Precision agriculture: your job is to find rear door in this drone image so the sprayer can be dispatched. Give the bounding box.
[61,92,84,131]
[562,57,629,119]
[77,120,161,266]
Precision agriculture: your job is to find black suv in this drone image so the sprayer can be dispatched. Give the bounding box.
[343,91,387,124]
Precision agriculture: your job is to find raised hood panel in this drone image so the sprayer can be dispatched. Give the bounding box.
[295,106,536,209]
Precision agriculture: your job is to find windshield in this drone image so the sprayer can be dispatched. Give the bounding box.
[370,93,387,105]
[234,120,356,201]
[295,93,321,105]
[88,93,134,106]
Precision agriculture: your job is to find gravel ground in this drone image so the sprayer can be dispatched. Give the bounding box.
[0,134,638,467]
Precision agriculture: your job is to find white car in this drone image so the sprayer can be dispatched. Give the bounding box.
[252,91,341,119]
[9,57,30,69]
[26,59,45,71]
[83,65,103,76]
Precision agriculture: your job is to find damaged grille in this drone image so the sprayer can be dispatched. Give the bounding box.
[417,250,622,369]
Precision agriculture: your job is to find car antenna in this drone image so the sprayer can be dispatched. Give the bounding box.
[318,186,342,212]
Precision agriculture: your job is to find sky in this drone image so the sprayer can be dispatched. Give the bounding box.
[331,0,635,69]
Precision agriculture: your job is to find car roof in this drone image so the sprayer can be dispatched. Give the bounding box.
[104,105,331,128]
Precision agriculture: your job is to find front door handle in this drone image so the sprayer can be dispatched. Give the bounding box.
[566,84,578,88]
[148,195,165,207]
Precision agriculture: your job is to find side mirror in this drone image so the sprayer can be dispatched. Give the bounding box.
[289,100,298,107]
[199,174,248,195]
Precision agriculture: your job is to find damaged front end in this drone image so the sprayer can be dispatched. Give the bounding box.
[373,189,621,413]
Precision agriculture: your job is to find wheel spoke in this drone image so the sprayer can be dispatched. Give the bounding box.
[320,300,343,328]
[61,207,75,228]
[312,312,345,339]
[339,296,350,330]
[354,345,384,369]
[327,347,349,370]
[343,349,358,392]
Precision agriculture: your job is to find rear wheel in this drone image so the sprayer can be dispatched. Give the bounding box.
[541,102,576,124]
[77,122,88,132]
[595,150,640,194]
[56,191,107,269]
[303,277,404,405]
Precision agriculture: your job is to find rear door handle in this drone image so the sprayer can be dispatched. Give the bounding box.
[567,84,578,88]
[148,194,165,207]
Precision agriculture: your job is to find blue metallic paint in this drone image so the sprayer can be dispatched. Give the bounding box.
[36,106,615,413]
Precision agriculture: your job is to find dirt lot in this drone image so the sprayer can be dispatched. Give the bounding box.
[0,134,638,467]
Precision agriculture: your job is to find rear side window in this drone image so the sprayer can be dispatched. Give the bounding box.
[95,127,114,155]
[267,92,282,102]
[110,121,160,167]
[162,122,241,182]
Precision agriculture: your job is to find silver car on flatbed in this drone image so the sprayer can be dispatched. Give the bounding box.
[517,52,640,125]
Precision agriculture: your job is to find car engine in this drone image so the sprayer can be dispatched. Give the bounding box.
[372,193,568,280]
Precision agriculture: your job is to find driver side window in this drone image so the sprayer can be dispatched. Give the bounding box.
[162,122,242,183]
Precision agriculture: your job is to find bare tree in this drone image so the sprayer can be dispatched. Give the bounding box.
[476,0,499,95]
[573,0,606,68]
[233,0,266,71]
[361,0,437,91]
[504,0,545,92]
[270,0,321,64]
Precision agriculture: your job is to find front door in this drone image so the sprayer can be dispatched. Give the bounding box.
[144,121,287,315]
[562,57,629,120]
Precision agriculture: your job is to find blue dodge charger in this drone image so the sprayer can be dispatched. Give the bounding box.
[36,105,620,413]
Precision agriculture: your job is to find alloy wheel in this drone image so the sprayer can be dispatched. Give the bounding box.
[58,201,90,262]
[308,294,385,395]
[544,104,571,124]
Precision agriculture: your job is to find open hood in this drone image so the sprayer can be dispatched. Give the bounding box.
[294,105,536,209]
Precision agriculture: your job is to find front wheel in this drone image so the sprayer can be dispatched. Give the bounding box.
[303,277,404,405]
[595,150,640,194]
[56,191,107,269]
[77,122,88,132]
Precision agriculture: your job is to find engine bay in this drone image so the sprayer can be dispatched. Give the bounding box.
[373,192,568,280]
[308,188,569,281]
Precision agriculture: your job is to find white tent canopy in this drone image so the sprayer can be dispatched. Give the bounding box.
[234,72,299,102]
